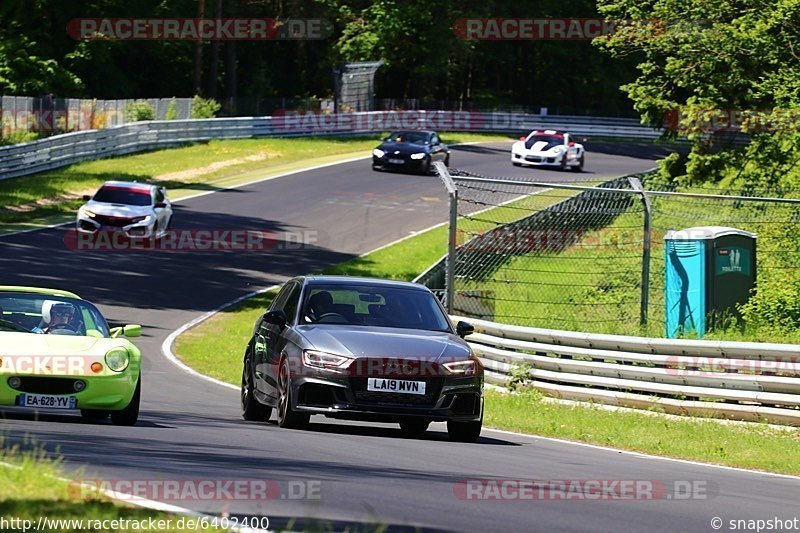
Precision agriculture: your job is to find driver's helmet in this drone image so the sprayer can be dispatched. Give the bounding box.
[42,300,76,326]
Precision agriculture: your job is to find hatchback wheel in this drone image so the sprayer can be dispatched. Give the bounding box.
[277,359,309,429]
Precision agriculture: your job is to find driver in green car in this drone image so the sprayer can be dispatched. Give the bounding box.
[33,301,80,334]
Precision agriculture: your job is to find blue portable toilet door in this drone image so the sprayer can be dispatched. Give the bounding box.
[665,240,706,338]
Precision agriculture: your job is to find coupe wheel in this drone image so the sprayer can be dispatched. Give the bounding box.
[512,162,522,167]
[421,157,432,175]
[277,359,309,429]
[242,355,272,421]
[447,415,482,442]
[572,154,584,172]
[559,154,568,170]
[110,373,140,426]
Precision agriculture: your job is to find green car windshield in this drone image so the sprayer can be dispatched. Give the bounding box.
[0,292,111,337]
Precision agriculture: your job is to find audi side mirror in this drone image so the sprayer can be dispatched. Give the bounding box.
[264,309,287,327]
[456,321,475,338]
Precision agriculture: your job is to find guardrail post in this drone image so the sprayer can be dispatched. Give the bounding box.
[435,162,458,313]
[628,176,652,327]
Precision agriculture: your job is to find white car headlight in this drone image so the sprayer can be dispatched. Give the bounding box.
[129,215,153,225]
[105,348,130,372]
[410,153,426,160]
[373,148,385,158]
[79,208,96,218]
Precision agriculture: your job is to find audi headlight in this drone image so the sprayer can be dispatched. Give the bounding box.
[410,153,426,160]
[79,208,96,218]
[443,359,479,376]
[302,350,351,370]
[373,148,385,158]
[104,348,129,372]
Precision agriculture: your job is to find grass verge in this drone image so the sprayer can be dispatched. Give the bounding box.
[0,132,510,231]
[174,203,800,476]
[0,446,224,532]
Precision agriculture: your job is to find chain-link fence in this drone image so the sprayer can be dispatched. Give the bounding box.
[419,164,800,336]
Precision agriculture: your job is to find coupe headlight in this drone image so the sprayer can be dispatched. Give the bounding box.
[373,148,385,158]
[410,153,426,160]
[130,215,152,225]
[302,350,351,370]
[79,208,96,218]
[443,359,479,376]
[105,348,129,372]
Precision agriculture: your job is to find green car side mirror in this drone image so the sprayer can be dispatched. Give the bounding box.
[110,324,141,338]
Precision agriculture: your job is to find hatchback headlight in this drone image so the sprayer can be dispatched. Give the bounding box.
[373,148,385,158]
[130,215,152,225]
[105,348,129,372]
[410,153,426,160]
[79,208,96,218]
[302,350,351,370]
[443,359,479,376]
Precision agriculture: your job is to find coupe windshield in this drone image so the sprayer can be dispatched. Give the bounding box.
[386,131,430,145]
[93,186,152,206]
[0,293,110,337]
[529,135,563,145]
[301,285,452,332]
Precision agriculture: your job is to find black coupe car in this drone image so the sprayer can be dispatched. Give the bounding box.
[241,276,483,442]
[371,130,450,174]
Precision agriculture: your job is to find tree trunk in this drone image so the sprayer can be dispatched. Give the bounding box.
[193,0,205,95]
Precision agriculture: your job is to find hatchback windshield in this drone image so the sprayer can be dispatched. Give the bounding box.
[0,293,110,337]
[301,285,452,332]
[93,186,153,206]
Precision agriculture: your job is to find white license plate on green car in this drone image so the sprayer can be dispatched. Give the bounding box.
[367,378,426,395]
[20,394,77,409]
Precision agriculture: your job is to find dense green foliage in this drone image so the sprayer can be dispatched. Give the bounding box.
[0,0,637,114]
[596,0,800,333]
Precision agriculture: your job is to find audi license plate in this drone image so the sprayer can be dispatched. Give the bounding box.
[367,378,426,395]
[19,394,77,409]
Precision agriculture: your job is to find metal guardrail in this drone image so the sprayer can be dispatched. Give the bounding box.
[456,315,800,426]
[0,111,662,181]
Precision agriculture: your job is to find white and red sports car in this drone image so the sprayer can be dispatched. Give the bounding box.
[511,130,585,171]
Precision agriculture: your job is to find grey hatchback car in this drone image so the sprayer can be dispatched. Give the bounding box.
[241,276,483,442]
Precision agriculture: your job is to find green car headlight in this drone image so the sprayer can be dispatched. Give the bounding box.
[105,348,130,372]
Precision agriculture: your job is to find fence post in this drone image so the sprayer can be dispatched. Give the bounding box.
[435,162,458,313]
[628,176,652,327]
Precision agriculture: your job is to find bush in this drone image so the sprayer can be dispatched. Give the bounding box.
[0,129,40,145]
[191,96,221,119]
[165,98,179,120]
[125,101,155,122]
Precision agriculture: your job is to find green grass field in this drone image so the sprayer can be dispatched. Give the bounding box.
[0,445,224,532]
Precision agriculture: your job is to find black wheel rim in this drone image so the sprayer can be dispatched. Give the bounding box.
[241,360,250,409]
[278,363,288,422]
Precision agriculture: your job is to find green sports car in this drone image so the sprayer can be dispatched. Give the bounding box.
[0,286,142,425]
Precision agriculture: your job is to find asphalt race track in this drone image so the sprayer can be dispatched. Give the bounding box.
[1,141,797,532]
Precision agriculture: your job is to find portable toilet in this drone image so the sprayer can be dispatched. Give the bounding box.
[664,226,756,338]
